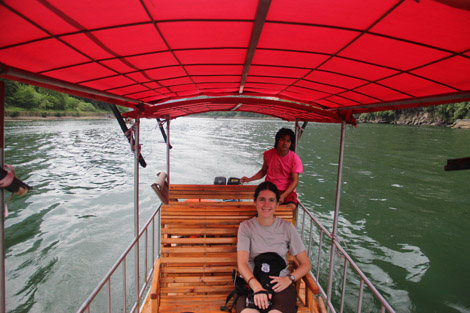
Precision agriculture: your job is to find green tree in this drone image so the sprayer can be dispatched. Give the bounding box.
[13,85,41,108]
[77,101,97,112]
[453,102,470,120]
[2,79,20,99]
[39,98,54,110]
[64,96,79,111]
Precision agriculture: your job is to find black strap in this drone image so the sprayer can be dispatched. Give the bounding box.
[253,290,271,297]
[220,289,238,312]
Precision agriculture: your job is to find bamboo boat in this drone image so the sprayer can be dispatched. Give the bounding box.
[1,1,469,312]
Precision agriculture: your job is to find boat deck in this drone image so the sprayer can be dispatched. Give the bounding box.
[142,183,325,313]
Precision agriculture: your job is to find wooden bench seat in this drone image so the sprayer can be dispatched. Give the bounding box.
[143,183,325,313]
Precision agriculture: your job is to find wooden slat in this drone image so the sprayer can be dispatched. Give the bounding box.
[161,228,237,236]
[161,285,234,294]
[163,201,256,208]
[169,184,257,202]
[161,237,237,245]
[159,294,229,313]
[160,266,233,274]
[161,255,237,263]
[161,276,232,284]
[161,245,236,254]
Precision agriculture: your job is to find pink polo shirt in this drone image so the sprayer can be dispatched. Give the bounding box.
[263,148,302,191]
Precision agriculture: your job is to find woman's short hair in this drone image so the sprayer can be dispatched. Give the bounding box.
[254,181,280,202]
[274,128,296,151]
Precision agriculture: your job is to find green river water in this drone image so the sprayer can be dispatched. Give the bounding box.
[3,118,470,313]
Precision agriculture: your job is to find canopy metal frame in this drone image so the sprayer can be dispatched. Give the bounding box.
[327,121,347,308]
[133,113,141,309]
[0,81,6,313]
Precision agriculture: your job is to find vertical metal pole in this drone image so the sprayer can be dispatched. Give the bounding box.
[0,80,6,313]
[326,121,346,310]
[294,121,299,154]
[134,113,140,307]
[166,117,170,185]
[293,121,300,224]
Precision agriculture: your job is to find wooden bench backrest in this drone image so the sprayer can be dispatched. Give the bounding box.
[151,172,258,204]
[169,184,258,202]
[159,201,293,298]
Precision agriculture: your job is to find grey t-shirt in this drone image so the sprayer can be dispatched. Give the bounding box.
[237,216,306,277]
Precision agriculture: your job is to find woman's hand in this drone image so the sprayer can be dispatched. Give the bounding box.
[269,275,292,293]
[253,290,272,310]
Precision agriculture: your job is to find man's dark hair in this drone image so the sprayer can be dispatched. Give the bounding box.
[274,128,296,151]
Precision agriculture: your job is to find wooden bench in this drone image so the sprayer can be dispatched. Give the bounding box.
[151,173,258,204]
[141,198,326,313]
[168,184,257,203]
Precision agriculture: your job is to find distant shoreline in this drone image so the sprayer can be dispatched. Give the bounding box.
[358,119,470,129]
[5,113,112,121]
[5,114,470,129]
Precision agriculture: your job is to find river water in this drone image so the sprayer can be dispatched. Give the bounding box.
[3,118,470,313]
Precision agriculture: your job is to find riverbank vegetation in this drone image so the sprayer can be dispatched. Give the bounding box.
[2,79,469,125]
[357,102,470,126]
[1,79,118,118]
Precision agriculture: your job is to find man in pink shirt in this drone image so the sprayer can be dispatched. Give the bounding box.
[241,128,303,210]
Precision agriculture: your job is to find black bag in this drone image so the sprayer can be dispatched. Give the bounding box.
[221,253,287,312]
[253,252,287,292]
[220,269,252,312]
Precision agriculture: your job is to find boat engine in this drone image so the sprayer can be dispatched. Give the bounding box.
[214,177,241,185]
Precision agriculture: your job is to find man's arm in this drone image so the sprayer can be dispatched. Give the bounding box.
[241,159,268,183]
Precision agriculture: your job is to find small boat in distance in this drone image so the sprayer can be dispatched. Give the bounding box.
[1,1,469,312]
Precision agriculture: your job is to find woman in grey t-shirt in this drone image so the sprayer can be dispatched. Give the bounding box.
[236,182,311,313]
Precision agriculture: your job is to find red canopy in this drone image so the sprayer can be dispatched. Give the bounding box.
[1,0,469,123]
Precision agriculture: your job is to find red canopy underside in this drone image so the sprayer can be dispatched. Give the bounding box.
[1,0,469,123]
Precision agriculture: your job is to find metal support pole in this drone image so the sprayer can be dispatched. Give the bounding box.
[326,121,347,310]
[134,113,141,308]
[166,117,170,185]
[0,80,6,313]
[156,118,172,149]
[109,104,146,168]
[294,121,300,154]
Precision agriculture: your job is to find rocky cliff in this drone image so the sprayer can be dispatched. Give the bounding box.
[356,110,470,129]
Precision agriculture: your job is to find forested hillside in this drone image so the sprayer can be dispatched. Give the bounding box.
[1,79,113,117]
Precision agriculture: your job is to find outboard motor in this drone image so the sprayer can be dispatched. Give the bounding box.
[227,177,241,185]
[214,176,227,185]
[213,177,241,185]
